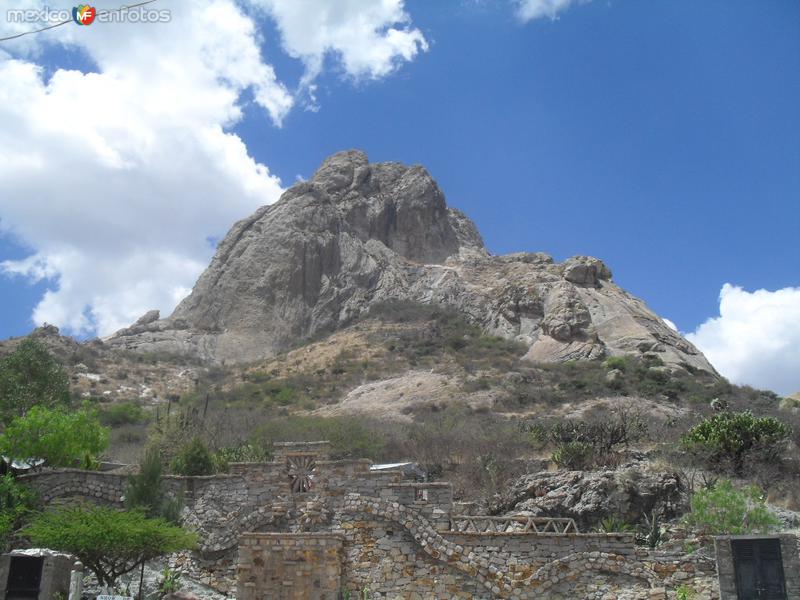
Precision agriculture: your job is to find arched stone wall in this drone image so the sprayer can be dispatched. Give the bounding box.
[342,493,659,600]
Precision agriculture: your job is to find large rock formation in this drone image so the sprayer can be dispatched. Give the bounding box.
[490,469,685,530]
[107,150,715,374]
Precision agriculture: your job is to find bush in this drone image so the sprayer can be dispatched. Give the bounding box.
[597,516,633,533]
[257,416,385,460]
[0,474,38,551]
[552,441,594,470]
[213,443,272,472]
[0,404,109,468]
[604,356,628,372]
[125,448,182,523]
[170,438,215,476]
[681,411,792,474]
[684,479,779,536]
[99,401,149,427]
[548,407,648,455]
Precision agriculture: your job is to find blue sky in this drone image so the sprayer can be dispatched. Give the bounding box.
[0,0,798,393]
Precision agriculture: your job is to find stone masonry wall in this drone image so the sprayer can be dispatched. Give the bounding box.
[441,531,636,581]
[237,533,343,600]
[21,448,720,599]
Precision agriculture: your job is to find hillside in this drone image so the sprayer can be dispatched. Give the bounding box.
[2,152,796,503]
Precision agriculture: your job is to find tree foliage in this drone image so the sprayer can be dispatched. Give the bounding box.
[0,339,70,423]
[681,411,792,473]
[170,437,215,476]
[0,405,109,468]
[0,474,38,551]
[23,505,197,587]
[684,479,779,536]
[125,448,182,523]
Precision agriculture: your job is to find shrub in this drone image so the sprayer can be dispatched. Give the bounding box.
[0,474,38,551]
[548,407,648,455]
[636,510,665,549]
[257,416,385,460]
[683,480,780,536]
[0,404,109,468]
[170,437,215,476]
[597,516,633,533]
[100,401,149,427]
[681,411,792,474]
[552,441,594,470]
[213,443,272,471]
[604,356,628,372]
[125,448,182,523]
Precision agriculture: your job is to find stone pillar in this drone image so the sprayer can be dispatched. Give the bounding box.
[68,561,83,600]
[37,554,74,600]
[237,532,344,600]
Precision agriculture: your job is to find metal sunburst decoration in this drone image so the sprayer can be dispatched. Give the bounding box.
[286,454,316,493]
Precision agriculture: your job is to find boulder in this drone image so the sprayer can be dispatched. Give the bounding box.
[562,256,612,286]
[490,469,684,530]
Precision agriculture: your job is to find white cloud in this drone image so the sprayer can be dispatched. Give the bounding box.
[662,318,678,332]
[0,0,426,337]
[687,284,800,396]
[515,0,592,22]
[251,0,428,91]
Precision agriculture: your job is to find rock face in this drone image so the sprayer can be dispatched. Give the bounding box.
[107,150,716,374]
[490,469,685,530]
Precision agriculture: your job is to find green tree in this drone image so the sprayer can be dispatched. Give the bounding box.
[0,405,109,468]
[23,505,197,588]
[0,339,70,423]
[170,437,215,476]
[681,411,792,473]
[125,448,182,523]
[0,474,38,551]
[684,479,780,536]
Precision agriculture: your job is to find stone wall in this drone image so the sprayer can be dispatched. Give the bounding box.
[237,533,343,600]
[335,493,662,600]
[441,531,636,581]
[19,445,730,599]
[644,549,719,599]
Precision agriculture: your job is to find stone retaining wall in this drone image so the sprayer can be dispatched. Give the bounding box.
[19,448,738,599]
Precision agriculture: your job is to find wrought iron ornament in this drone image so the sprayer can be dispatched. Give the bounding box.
[286,454,316,493]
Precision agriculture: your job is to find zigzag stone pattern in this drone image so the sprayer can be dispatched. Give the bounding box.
[342,493,659,600]
[23,447,712,598]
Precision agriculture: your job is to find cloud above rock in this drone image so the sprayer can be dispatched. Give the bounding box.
[687,284,800,396]
[0,0,427,337]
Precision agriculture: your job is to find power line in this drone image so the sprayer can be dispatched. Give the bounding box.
[0,0,161,43]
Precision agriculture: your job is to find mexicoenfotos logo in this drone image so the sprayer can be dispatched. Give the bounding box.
[4,4,171,33]
[72,4,96,25]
